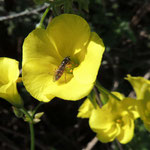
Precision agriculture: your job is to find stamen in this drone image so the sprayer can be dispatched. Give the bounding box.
[116,119,122,123]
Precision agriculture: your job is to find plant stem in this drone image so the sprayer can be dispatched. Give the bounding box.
[32,102,43,117]
[29,122,35,150]
[20,108,33,120]
[38,5,51,28]
[20,108,35,150]
[95,80,121,101]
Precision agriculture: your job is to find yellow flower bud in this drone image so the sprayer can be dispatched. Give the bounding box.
[0,57,23,108]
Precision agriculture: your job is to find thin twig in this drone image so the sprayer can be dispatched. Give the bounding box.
[130,3,150,27]
[115,139,124,150]
[0,3,50,22]
[82,136,98,150]
[144,70,150,79]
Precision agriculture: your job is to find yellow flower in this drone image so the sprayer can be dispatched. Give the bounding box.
[125,75,150,131]
[22,14,105,102]
[89,92,139,144]
[77,92,125,119]
[0,57,23,108]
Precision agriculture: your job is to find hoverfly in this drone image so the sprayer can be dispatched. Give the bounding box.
[54,56,71,81]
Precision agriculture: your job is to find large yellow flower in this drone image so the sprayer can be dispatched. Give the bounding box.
[125,75,150,131]
[22,14,105,102]
[0,57,23,108]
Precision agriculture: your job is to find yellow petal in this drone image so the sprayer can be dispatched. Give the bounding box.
[117,116,134,144]
[89,107,113,131]
[0,83,23,108]
[46,14,90,58]
[73,32,105,84]
[96,124,120,143]
[23,28,62,66]
[89,104,121,143]
[106,92,124,112]
[52,79,94,100]
[138,100,150,123]
[125,74,150,100]
[111,92,125,100]
[120,98,139,119]
[0,57,19,85]
[22,58,56,102]
[77,98,95,118]
[0,57,23,107]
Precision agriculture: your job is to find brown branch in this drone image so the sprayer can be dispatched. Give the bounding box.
[130,3,150,27]
[115,139,124,150]
[82,136,98,150]
[0,3,50,22]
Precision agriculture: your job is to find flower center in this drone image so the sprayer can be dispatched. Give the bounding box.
[54,56,78,82]
[65,60,78,74]
[115,117,124,127]
[116,119,122,123]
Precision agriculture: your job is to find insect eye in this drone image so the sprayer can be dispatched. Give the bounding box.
[67,57,70,61]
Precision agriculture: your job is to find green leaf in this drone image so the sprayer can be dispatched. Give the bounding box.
[87,90,97,108]
[76,0,90,12]
[100,91,109,104]
[12,107,23,118]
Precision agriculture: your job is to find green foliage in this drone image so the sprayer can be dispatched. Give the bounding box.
[64,0,73,13]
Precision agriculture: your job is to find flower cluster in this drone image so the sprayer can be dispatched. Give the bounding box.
[78,92,139,144]
[1,12,150,146]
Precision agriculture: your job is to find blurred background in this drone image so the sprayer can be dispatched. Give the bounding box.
[0,0,150,149]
